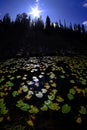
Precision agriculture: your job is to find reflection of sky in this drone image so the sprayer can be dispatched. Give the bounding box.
[0,0,87,27]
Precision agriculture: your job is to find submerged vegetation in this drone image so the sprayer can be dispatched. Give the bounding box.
[0,56,87,129]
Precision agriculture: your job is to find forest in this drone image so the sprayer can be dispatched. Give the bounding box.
[0,13,87,59]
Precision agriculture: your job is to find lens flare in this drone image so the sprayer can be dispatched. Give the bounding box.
[30,5,43,18]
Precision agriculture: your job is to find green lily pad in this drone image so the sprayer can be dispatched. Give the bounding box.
[60,75,65,79]
[0,99,8,115]
[69,88,76,95]
[62,104,71,114]
[44,100,52,106]
[70,80,75,84]
[29,106,39,114]
[0,77,5,83]
[12,91,19,97]
[48,94,55,100]
[79,106,87,114]
[84,88,87,93]
[40,104,48,111]
[81,79,86,85]
[56,96,64,102]
[16,100,30,111]
[76,116,82,124]
[6,81,14,87]
[48,103,60,111]
[67,93,74,100]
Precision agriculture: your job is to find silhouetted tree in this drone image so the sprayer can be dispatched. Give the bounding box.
[82,24,85,34]
[45,16,51,30]
[35,16,44,30]
[3,13,11,24]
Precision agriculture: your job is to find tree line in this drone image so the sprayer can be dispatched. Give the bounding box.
[0,13,87,59]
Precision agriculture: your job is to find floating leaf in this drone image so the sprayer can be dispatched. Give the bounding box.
[76,116,82,124]
[70,80,75,84]
[16,101,30,111]
[6,81,14,87]
[35,91,43,98]
[84,88,87,93]
[22,85,28,92]
[51,89,58,94]
[69,88,76,95]
[40,104,48,111]
[0,99,8,115]
[48,103,60,111]
[56,96,64,102]
[81,79,86,85]
[67,93,74,100]
[12,91,18,97]
[29,106,39,114]
[44,100,52,106]
[0,117,4,122]
[48,94,55,100]
[0,77,5,83]
[27,119,34,127]
[60,75,65,79]
[62,104,71,114]
[51,82,56,87]
[79,106,87,114]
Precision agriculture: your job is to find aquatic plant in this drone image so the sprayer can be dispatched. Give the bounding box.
[29,105,39,114]
[6,81,14,87]
[40,104,48,111]
[61,104,71,114]
[48,94,55,100]
[12,91,19,97]
[56,96,64,102]
[69,88,76,95]
[67,93,74,100]
[79,106,87,114]
[16,100,30,111]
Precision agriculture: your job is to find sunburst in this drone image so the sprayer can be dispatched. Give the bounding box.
[29,5,43,18]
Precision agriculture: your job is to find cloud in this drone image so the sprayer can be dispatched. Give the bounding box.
[36,0,39,2]
[82,21,87,26]
[83,3,87,7]
[83,0,87,7]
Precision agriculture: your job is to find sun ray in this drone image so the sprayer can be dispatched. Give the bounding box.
[29,5,43,18]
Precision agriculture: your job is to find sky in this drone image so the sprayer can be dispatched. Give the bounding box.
[0,0,87,27]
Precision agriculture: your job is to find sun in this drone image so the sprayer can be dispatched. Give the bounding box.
[30,5,43,18]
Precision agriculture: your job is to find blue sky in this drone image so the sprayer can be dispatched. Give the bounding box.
[0,0,87,27]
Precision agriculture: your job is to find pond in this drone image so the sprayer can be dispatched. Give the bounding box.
[0,56,87,130]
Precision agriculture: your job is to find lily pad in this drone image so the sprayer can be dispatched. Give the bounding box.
[0,99,8,115]
[29,106,39,114]
[79,106,87,114]
[60,75,65,79]
[40,104,48,111]
[48,103,60,111]
[6,81,14,87]
[67,93,74,100]
[84,88,87,93]
[16,100,30,111]
[0,77,5,83]
[70,80,75,84]
[56,96,64,102]
[69,88,76,95]
[22,85,28,92]
[76,116,82,124]
[12,91,19,97]
[27,119,34,127]
[62,104,71,114]
[48,94,55,100]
